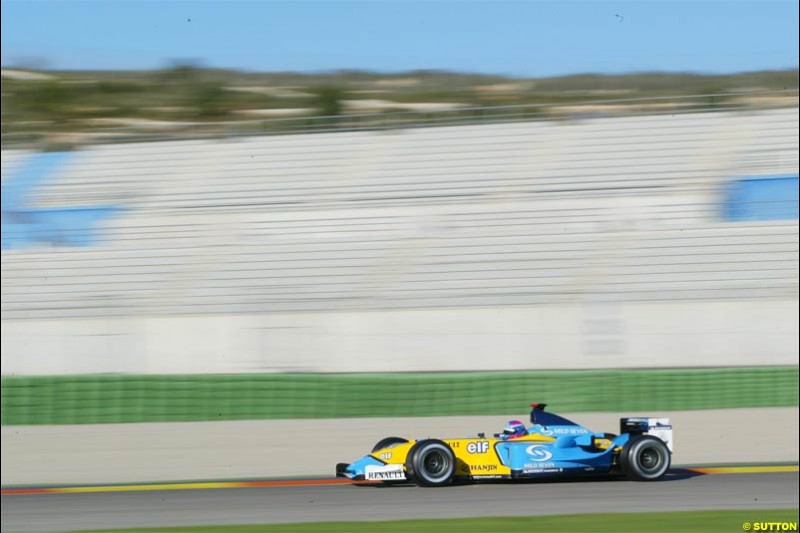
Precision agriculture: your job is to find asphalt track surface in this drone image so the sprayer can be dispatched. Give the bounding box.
[3,472,798,532]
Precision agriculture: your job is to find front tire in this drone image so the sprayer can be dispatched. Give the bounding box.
[621,435,671,481]
[405,439,455,487]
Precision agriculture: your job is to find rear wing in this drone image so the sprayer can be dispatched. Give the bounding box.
[620,417,673,452]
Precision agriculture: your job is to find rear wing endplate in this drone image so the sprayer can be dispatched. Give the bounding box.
[620,417,673,452]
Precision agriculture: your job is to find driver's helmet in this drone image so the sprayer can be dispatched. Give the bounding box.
[503,420,528,439]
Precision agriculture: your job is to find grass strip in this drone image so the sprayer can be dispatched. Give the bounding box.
[60,509,800,533]
[2,366,797,425]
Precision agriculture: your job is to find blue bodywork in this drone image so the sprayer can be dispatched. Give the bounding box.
[495,421,631,477]
[498,408,632,477]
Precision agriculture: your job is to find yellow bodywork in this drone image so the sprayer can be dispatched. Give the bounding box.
[371,434,556,478]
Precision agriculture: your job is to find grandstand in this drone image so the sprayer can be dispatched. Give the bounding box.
[3,107,797,317]
[1,105,798,373]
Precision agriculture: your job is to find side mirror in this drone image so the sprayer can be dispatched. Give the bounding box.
[477,432,486,439]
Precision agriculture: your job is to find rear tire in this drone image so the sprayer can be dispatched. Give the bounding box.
[621,435,671,481]
[405,439,455,487]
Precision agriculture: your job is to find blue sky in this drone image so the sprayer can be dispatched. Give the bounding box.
[1,1,798,76]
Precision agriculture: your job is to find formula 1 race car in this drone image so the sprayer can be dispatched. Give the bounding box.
[336,404,673,486]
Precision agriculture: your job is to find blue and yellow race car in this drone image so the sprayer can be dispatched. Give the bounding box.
[336,404,673,486]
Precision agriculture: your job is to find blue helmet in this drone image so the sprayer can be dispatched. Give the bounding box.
[503,420,528,439]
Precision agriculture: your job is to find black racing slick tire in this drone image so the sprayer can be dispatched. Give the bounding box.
[371,437,409,453]
[621,435,671,481]
[405,439,455,487]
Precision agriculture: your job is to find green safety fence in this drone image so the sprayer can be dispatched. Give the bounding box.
[1,366,797,425]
